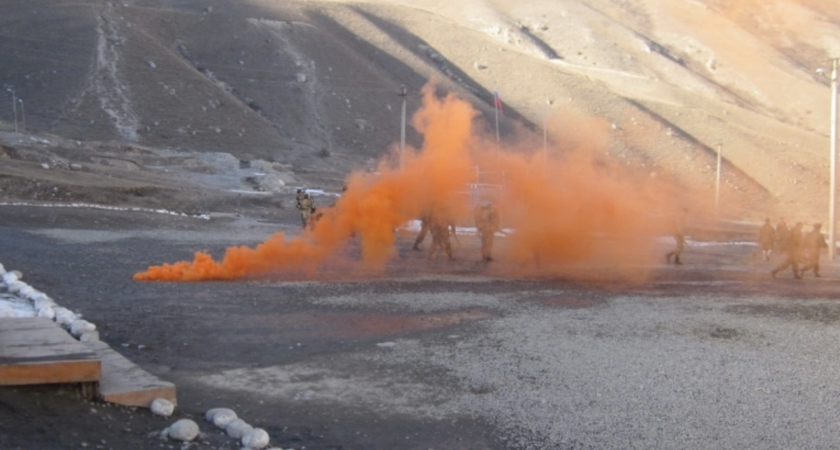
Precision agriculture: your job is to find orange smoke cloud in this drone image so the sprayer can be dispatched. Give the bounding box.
[134,82,681,282]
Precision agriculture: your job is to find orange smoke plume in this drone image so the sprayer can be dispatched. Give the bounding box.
[134,82,681,282]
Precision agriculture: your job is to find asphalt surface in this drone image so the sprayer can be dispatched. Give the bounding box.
[1,204,840,450]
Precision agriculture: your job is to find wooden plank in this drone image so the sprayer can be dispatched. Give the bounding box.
[84,340,177,408]
[0,318,101,385]
[0,361,101,385]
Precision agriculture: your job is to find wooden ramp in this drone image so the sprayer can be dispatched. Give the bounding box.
[85,340,177,407]
[0,317,177,408]
[0,317,101,385]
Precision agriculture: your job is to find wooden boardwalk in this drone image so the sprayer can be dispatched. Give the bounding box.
[0,317,176,407]
[0,317,100,385]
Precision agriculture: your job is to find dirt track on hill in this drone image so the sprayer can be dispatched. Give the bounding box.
[1,204,840,450]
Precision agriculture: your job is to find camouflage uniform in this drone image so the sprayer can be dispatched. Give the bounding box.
[412,210,432,251]
[474,202,500,262]
[758,218,776,261]
[772,222,803,279]
[799,223,828,277]
[295,190,314,229]
[428,214,453,261]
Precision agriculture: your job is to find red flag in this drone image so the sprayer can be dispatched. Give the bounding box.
[493,86,504,117]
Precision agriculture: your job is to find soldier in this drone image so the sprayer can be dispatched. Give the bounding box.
[295,189,314,229]
[772,221,803,279]
[474,201,500,262]
[427,210,454,261]
[665,208,687,265]
[757,218,776,261]
[308,206,324,231]
[412,210,432,251]
[775,218,788,252]
[799,223,828,277]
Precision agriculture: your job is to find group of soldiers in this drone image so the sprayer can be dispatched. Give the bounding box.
[296,189,502,262]
[758,218,828,279]
[297,190,830,276]
[411,201,501,262]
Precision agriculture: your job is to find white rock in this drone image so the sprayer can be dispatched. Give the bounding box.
[78,330,100,342]
[0,263,5,274]
[54,307,78,327]
[36,305,56,320]
[210,408,238,428]
[70,319,96,337]
[2,270,21,283]
[7,280,28,295]
[167,419,199,441]
[150,398,175,417]
[241,428,270,449]
[33,295,55,310]
[225,418,253,439]
[9,281,34,299]
[204,407,226,422]
[29,292,50,304]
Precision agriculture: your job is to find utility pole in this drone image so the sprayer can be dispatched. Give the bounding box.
[543,113,550,177]
[398,85,407,170]
[18,98,25,133]
[6,88,17,133]
[715,143,722,217]
[829,58,839,260]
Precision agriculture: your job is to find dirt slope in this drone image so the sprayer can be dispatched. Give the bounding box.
[0,0,838,221]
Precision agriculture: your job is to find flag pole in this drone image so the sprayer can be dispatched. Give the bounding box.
[494,84,500,153]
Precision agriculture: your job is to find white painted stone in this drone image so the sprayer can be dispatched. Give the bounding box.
[241,428,270,449]
[150,398,175,417]
[210,408,238,428]
[167,419,199,441]
[78,330,100,342]
[54,307,78,327]
[70,319,96,337]
[225,418,253,439]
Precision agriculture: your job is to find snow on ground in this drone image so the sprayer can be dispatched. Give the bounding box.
[0,201,210,220]
[0,262,99,342]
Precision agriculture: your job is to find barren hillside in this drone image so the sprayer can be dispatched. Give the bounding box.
[1,0,839,222]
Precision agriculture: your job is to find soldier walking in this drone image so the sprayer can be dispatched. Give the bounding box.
[474,201,500,262]
[428,210,454,261]
[758,218,776,261]
[295,189,314,230]
[665,208,687,265]
[772,221,803,279]
[412,210,432,251]
[799,223,828,277]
